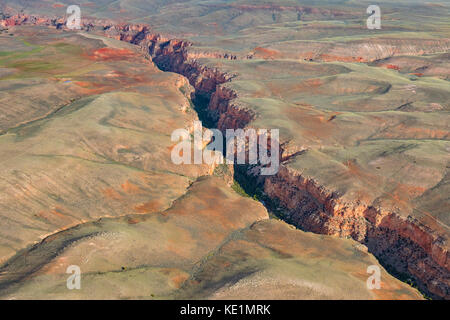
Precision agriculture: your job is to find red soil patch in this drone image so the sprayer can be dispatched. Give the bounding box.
[134,200,162,213]
[303,78,323,88]
[170,273,189,289]
[127,217,140,225]
[301,52,316,60]
[167,144,185,158]
[166,234,195,258]
[37,207,73,224]
[351,270,418,300]
[254,47,281,60]
[391,183,427,205]
[319,54,366,63]
[74,81,114,95]
[386,64,400,71]
[159,269,190,288]
[376,123,450,140]
[50,208,66,218]
[121,180,143,194]
[102,187,123,200]
[89,47,136,62]
[52,4,65,8]
[269,78,323,96]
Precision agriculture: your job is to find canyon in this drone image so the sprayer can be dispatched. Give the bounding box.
[80,15,449,299]
[0,0,449,299]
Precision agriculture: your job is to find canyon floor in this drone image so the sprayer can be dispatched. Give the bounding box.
[0,0,449,299]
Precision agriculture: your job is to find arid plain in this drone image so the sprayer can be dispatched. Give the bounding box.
[0,0,448,299]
